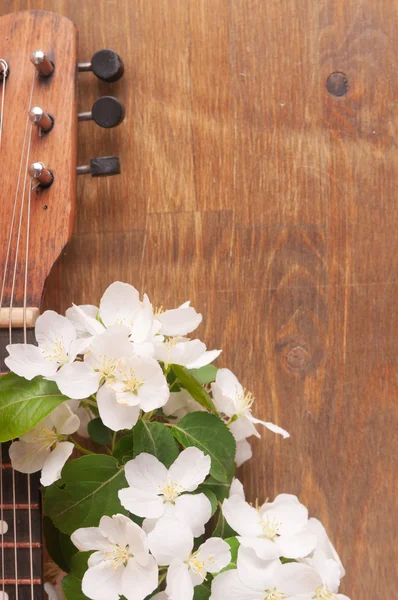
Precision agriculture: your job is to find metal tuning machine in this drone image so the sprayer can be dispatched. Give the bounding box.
[77,156,121,178]
[28,162,54,189]
[78,49,124,83]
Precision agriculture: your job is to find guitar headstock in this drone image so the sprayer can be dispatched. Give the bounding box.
[0,10,123,322]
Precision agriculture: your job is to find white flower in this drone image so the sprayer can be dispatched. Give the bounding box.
[163,389,205,421]
[235,438,252,467]
[67,400,95,438]
[210,562,351,600]
[154,335,221,369]
[165,537,231,600]
[97,354,170,431]
[65,304,103,338]
[300,518,346,593]
[222,493,316,563]
[9,404,79,486]
[5,311,99,399]
[84,325,135,380]
[211,369,289,443]
[71,514,158,600]
[155,301,202,337]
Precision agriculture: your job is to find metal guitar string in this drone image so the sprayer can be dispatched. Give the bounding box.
[2,70,36,600]
[0,59,8,148]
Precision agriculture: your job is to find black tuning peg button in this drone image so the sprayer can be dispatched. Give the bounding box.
[78,49,124,83]
[78,96,125,129]
[77,156,121,178]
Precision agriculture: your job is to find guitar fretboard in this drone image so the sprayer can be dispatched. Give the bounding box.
[0,328,44,599]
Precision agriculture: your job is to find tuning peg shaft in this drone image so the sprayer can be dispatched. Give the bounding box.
[78,49,124,82]
[78,96,125,129]
[30,50,54,77]
[28,162,54,188]
[77,156,121,177]
[29,107,54,133]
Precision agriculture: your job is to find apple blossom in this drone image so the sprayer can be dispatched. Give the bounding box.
[5,310,100,399]
[155,301,202,337]
[154,336,221,369]
[222,493,316,562]
[9,404,79,486]
[71,514,158,600]
[212,368,289,442]
[162,389,205,421]
[164,537,231,600]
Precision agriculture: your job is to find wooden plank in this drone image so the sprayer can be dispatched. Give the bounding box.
[1,1,397,596]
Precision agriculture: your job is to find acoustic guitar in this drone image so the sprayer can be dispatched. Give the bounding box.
[0,10,124,599]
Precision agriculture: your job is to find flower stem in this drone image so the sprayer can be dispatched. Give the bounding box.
[84,398,98,408]
[68,436,94,455]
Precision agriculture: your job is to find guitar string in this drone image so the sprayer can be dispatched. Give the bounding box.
[24,180,35,600]
[0,444,4,598]
[0,59,8,148]
[6,71,36,600]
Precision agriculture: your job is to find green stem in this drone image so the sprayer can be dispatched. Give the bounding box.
[84,398,98,408]
[68,436,94,455]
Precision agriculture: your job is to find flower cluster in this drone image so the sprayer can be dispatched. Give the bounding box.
[0,282,350,600]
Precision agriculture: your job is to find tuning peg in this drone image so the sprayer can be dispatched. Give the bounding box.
[28,162,54,188]
[78,96,125,129]
[77,156,121,177]
[78,49,124,82]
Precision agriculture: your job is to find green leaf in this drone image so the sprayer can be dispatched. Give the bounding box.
[212,509,237,539]
[171,365,217,412]
[43,516,77,572]
[132,420,179,468]
[194,582,211,599]
[62,552,91,600]
[44,454,127,534]
[201,477,231,503]
[220,537,239,572]
[113,432,134,464]
[172,412,236,483]
[188,365,218,384]
[87,417,113,446]
[0,373,68,442]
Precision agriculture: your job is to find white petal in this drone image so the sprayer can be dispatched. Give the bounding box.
[97,385,140,432]
[9,440,49,474]
[99,514,149,566]
[85,325,134,372]
[147,517,193,566]
[40,441,74,486]
[277,531,317,559]
[237,546,279,590]
[124,355,169,411]
[155,339,206,367]
[71,527,110,552]
[230,416,259,442]
[49,362,101,400]
[49,403,80,435]
[158,306,202,337]
[262,497,309,536]
[214,369,242,402]
[238,536,280,561]
[122,555,158,600]
[5,344,56,379]
[129,293,154,344]
[222,496,263,537]
[166,559,194,600]
[99,282,141,328]
[211,382,238,417]
[306,518,345,577]
[35,310,76,351]
[235,439,252,467]
[187,349,222,369]
[118,453,167,518]
[151,594,169,600]
[66,304,104,337]
[81,562,123,600]
[174,493,212,537]
[210,570,263,600]
[197,537,231,573]
[229,478,245,499]
[168,447,211,491]
[249,415,290,439]
[275,562,322,596]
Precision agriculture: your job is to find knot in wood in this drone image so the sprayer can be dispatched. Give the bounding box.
[286,345,309,372]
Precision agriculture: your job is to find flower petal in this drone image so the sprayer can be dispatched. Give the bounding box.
[40,441,74,486]
[186,349,222,369]
[165,559,193,600]
[49,403,80,435]
[97,385,140,432]
[277,531,317,559]
[99,282,141,328]
[174,493,212,537]
[275,562,322,596]
[222,495,263,537]
[210,570,263,600]
[71,527,110,552]
[237,546,279,590]
[197,537,231,573]
[147,517,193,566]
[9,440,49,474]
[35,310,76,351]
[66,304,104,337]
[118,453,167,518]
[158,306,202,337]
[5,344,56,379]
[81,562,123,600]
[235,439,252,467]
[168,447,211,491]
[122,555,158,600]
[49,362,101,400]
[249,415,290,439]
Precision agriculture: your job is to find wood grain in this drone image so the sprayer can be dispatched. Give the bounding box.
[1,1,397,596]
[0,10,77,308]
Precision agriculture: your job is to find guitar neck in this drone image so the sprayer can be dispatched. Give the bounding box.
[1,328,44,599]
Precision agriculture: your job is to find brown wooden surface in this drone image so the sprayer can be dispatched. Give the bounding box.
[1,0,397,596]
[0,10,77,308]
